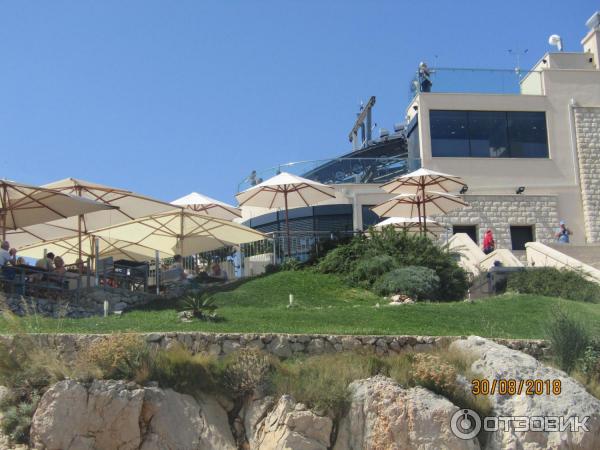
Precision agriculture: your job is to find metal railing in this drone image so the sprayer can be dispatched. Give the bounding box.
[237,157,410,192]
[410,67,544,97]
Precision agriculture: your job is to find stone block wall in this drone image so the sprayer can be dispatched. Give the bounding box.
[574,107,600,243]
[1,332,550,361]
[433,194,559,250]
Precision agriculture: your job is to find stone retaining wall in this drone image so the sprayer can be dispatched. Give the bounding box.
[0,332,550,360]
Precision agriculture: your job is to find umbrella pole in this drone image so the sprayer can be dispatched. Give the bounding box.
[422,196,428,235]
[78,214,83,269]
[1,187,6,241]
[284,191,291,259]
[417,201,423,235]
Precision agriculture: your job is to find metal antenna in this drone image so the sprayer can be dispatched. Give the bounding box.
[508,48,529,75]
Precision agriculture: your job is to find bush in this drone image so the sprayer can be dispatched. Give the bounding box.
[148,345,217,396]
[351,255,397,286]
[373,266,440,300]
[264,263,281,274]
[280,259,303,271]
[507,267,600,303]
[579,344,600,383]
[217,348,277,399]
[78,334,150,381]
[316,228,468,301]
[0,391,40,444]
[272,352,384,415]
[547,309,589,373]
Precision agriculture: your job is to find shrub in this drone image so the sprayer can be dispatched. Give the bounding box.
[547,309,589,373]
[264,263,281,274]
[412,353,457,393]
[579,345,600,383]
[78,334,150,380]
[217,348,277,399]
[373,266,440,300]
[0,391,40,444]
[182,293,221,322]
[148,345,217,396]
[316,228,468,301]
[280,259,303,271]
[272,352,384,415]
[350,255,397,287]
[507,267,600,303]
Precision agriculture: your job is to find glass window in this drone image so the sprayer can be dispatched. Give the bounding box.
[468,111,509,157]
[430,111,469,157]
[429,110,548,158]
[507,112,548,157]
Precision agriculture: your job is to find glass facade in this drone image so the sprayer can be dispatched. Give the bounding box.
[430,110,548,158]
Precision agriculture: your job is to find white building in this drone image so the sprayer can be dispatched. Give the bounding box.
[240,11,600,255]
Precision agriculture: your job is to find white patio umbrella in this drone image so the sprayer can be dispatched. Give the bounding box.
[8,178,175,255]
[93,210,267,257]
[380,168,466,195]
[17,234,166,265]
[373,217,445,236]
[235,172,336,258]
[172,192,241,220]
[371,192,468,232]
[0,180,113,241]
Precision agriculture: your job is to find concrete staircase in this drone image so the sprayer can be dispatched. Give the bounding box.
[547,244,600,270]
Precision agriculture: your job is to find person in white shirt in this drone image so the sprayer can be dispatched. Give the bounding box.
[0,241,15,267]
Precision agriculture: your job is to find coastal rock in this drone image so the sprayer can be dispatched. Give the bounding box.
[30,379,235,450]
[450,336,600,450]
[253,395,333,450]
[333,376,480,450]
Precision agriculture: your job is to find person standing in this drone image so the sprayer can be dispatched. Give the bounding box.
[482,229,496,254]
[0,241,15,267]
[555,220,571,244]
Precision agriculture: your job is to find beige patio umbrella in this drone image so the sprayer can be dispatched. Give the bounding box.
[235,172,336,257]
[172,192,241,220]
[371,192,468,233]
[93,210,267,257]
[380,168,466,195]
[373,216,445,236]
[0,180,113,241]
[8,178,175,256]
[17,234,165,265]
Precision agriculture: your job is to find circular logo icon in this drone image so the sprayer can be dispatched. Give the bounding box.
[450,408,482,440]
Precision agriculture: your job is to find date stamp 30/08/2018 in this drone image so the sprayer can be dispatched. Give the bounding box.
[471,379,562,396]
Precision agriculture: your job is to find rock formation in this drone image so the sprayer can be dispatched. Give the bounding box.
[334,375,480,450]
[451,336,600,450]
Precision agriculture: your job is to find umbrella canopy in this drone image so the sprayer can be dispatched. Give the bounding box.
[235,172,336,257]
[8,178,175,249]
[371,191,468,218]
[380,168,466,195]
[1,180,113,240]
[172,192,241,220]
[93,210,267,257]
[373,217,445,235]
[17,234,163,265]
[235,172,336,209]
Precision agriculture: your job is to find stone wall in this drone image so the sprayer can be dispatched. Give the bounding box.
[433,194,559,250]
[1,332,550,360]
[574,107,600,243]
[0,287,158,318]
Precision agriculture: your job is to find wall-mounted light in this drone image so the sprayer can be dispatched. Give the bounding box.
[459,185,468,195]
[412,105,419,111]
[516,186,526,194]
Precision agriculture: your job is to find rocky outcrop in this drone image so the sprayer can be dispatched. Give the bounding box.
[252,395,333,450]
[451,336,600,450]
[334,376,480,450]
[29,379,236,450]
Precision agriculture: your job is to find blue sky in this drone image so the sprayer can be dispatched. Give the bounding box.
[1,1,597,204]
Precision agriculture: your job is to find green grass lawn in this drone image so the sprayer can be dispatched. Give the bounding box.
[1,271,599,338]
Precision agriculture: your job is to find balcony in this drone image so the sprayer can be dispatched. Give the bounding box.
[237,156,413,192]
[411,67,543,97]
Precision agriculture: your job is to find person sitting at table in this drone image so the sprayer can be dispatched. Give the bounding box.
[0,241,16,267]
[209,261,227,280]
[74,258,88,274]
[36,252,55,271]
[168,254,186,281]
[53,256,66,276]
[15,257,26,266]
